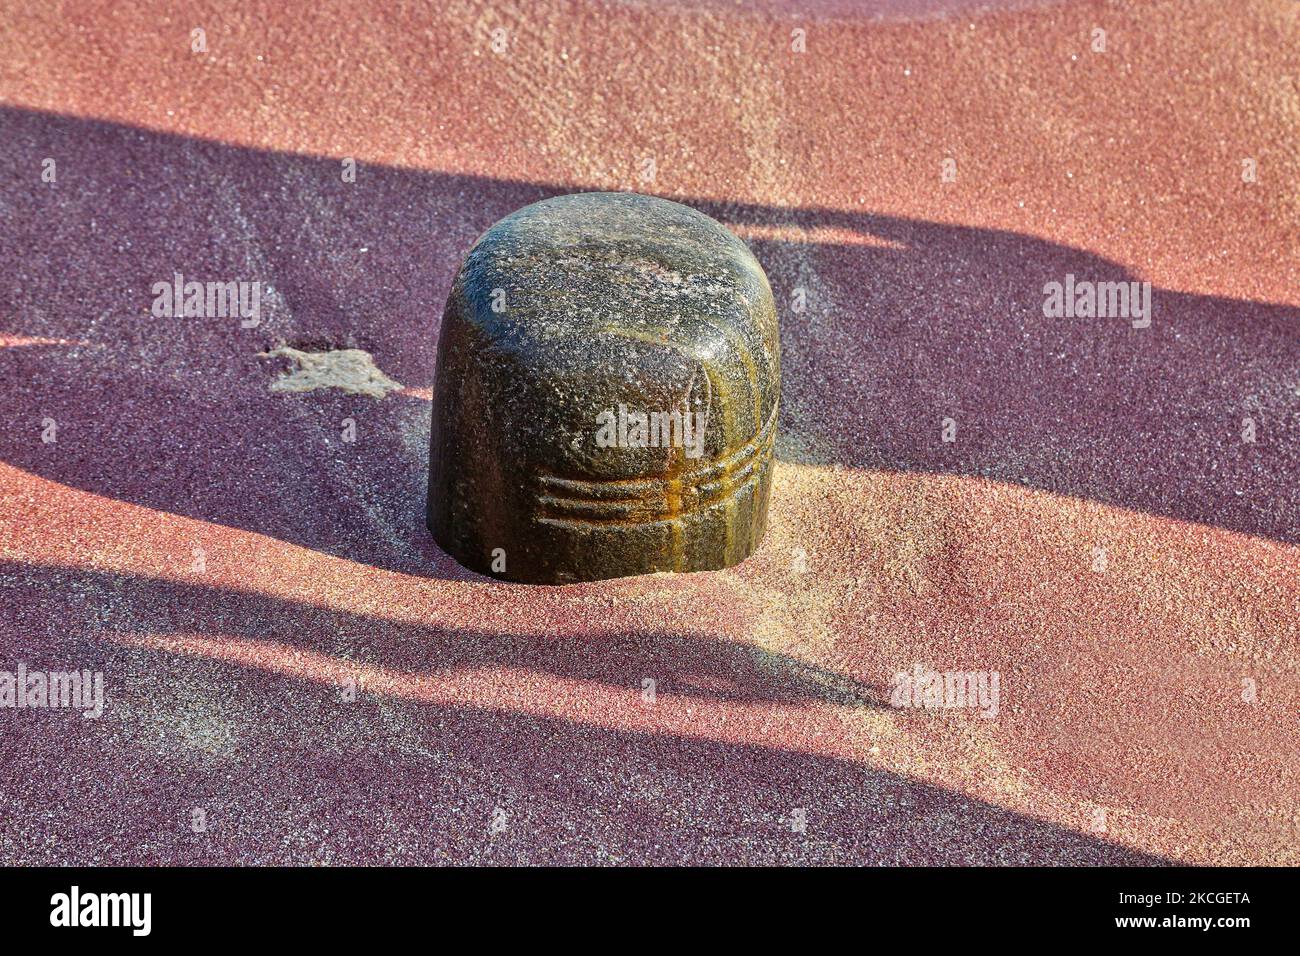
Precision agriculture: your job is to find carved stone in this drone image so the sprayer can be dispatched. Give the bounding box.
[427,192,780,583]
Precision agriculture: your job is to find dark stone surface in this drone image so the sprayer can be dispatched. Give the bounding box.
[427,192,780,583]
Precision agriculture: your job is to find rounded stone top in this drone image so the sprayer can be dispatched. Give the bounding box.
[460,194,774,401]
[428,192,780,583]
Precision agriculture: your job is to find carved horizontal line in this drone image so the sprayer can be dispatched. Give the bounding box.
[538,445,772,518]
[538,437,774,519]
[537,404,778,503]
[537,464,770,529]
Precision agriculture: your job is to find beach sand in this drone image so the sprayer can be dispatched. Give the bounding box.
[0,0,1295,863]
